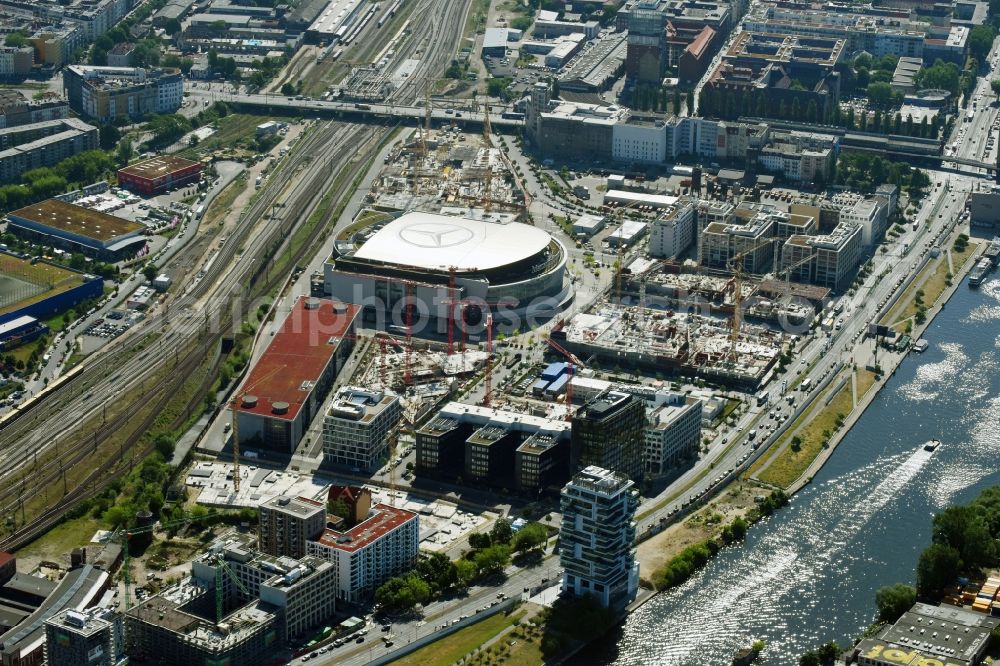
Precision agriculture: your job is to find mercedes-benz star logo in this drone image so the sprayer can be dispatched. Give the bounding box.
[398,223,475,249]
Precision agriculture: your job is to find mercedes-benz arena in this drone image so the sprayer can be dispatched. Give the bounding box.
[323,212,570,325]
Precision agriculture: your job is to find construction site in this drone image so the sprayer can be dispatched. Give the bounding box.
[552,304,787,390]
[619,258,825,330]
[363,110,530,219]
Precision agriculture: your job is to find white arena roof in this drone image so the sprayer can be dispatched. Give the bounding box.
[353,212,552,272]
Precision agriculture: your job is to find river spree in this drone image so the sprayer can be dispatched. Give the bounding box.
[590,276,1000,665]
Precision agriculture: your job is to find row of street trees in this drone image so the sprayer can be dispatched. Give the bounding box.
[374,519,549,612]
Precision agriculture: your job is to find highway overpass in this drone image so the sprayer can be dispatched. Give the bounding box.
[187,91,525,129]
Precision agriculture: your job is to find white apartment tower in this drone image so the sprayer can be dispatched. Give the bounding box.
[559,466,640,609]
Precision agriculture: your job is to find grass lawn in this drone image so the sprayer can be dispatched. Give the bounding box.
[178,114,293,160]
[204,176,246,227]
[392,610,524,666]
[15,515,100,569]
[753,373,854,489]
[856,369,877,399]
[463,0,491,43]
[882,241,978,330]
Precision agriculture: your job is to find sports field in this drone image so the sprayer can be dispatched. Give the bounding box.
[0,255,82,316]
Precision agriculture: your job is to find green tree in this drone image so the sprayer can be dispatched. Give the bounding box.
[817,641,840,663]
[164,17,182,34]
[374,573,431,611]
[799,650,821,666]
[867,82,893,107]
[474,544,511,576]
[932,505,996,568]
[915,60,960,96]
[454,558,477,587]
[805,99,818,124]
[855,66,870,89]
[916,543,961,595]
[968,25,996,62]
[116,136,133,165]
[468,531,491,549]
[991,79,1000,96]
[491,518,513,545]
[875,583,916,623]
[513,522,548,553]
[4,32,27,47]
[416,552,458,593]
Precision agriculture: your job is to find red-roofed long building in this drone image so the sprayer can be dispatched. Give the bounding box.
[234,297,359,453]
[306,503,419,604]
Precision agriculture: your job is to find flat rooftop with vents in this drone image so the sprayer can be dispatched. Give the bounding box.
[7,199,146,260]
[233,297,360,453]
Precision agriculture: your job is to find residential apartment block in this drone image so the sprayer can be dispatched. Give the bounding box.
[649,201,697,259]
[306,500,419,604]
[645,395,703,476]
[559,466,640,609]
[258,495,326,560]
[0,117,99,184]
[62,65,183,122]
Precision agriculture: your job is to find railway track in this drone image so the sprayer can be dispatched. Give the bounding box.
[0,0,473,550]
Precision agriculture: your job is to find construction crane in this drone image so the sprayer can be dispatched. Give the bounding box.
[229,363,284,493]
[214,552,251,624]
[546,335,583,421]
[483,312,494,407]
[447,266,458,356]
[118,511,225,614]
[633,260,663,350]
[726,236,782,342]
[422,87,432,158]
[403,280,414,386]
[610,198,650,303]
[481,100,494,213]
[777,251,816,286]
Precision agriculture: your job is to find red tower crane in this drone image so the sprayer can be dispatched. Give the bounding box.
[483,312,494,407]
[546,336,583,421]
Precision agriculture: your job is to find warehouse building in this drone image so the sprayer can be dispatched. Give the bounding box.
[234,297,359,453]
[117,155,202,196]
[305,0,365,43]
[0,316,47,352]
[854,602,999,666]
[0,565,110,666]
[7,199,146,261]
[306,488,418,604]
